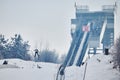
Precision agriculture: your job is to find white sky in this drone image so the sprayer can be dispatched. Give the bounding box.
[0,0,120,54]
[0,0,75,54]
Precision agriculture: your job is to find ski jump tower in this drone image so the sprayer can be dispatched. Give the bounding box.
[71,5,114,55]
[56,4,115,80]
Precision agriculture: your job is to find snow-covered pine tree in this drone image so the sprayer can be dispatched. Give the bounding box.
[0,34,8,59]
[8,34,31,60]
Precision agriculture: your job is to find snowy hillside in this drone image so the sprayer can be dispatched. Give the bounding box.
[0,53,120,80]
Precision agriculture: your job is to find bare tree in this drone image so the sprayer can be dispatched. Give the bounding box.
[112,36,120,70]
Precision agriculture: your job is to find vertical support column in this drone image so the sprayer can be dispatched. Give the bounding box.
[93,48,96,54]
[103,44,105,53]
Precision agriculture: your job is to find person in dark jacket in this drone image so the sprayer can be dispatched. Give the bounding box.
[34,49,39,57]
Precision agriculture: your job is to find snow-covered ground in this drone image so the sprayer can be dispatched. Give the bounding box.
[0,59,58,80]
[0,53,120,80]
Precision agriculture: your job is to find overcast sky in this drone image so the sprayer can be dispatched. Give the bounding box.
[0,0,119,54]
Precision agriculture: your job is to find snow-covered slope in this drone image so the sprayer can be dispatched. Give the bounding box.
[0,53,120,80]
[0,59,59,80]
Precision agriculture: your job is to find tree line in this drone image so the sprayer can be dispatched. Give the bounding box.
[0,34,66,63]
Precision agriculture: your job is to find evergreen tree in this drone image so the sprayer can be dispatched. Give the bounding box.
[8,34,30,60]
[0,34,31,60]
[0,34,8,59]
